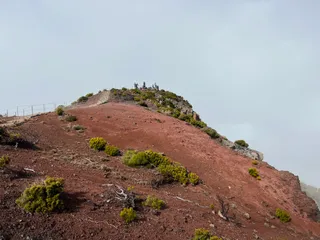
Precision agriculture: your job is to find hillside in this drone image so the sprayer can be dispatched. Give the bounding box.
[0,86,320,240]
[301,183,320,208]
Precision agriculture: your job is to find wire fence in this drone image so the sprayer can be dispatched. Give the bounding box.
[0,102,69,117]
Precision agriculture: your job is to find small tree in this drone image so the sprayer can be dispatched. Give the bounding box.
[142,81,146,89]
[134,83,139,89]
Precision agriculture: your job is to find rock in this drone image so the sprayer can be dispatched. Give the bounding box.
[231,203,237,209]
[264,222,270,227]
[193,113,200,121]
[271,225,276,229]
[244,213,251,219]
[209,224,215,228]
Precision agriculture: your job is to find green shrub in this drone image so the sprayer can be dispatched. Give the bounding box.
[89,137,107,151]
[143,195,165,210]
[120,207,137,223]
[192,228,222,240]
[202,127,220,139]
[188,172,200,185]
[162,99,175,109]
[0,155,10,168]
[191,119,207,128]
[162,91,178,101]
[105,145,120,156]
[210,204,215,210]
[65,115,77,122]
[134,96,141,102]
[275,208,291,223]
[248,168,259,178]
[157,162,189,184]
[235,139,249,148]
[16,176,64,213]
[141,91,155,101]
[178,113,193,122]
[77,96,88,103]
[55,106,64,116]
[122,150,199,185]
[85,93,93,97]
[73,125,85,131]
[171,109,181,118]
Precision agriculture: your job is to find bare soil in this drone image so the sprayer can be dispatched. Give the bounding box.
[0,102,319,240]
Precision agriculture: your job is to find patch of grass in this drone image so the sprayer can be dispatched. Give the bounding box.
[65,115,77,122]
[248,168,260,179]
[143,195,165,210]
[192,228,222,240]
[16,176,64,213]
[134,96,141,102]
[55,106,64,116]
[105,145,120,156]
[89,137,107,151]
[120,207,137,223]
[202,127,220,139]
[0,155,10,168]
[178,113,193,122]
[235,139,249,148]
[275,208,291,223]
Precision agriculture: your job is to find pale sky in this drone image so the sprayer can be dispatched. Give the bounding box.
[1,1,319,186]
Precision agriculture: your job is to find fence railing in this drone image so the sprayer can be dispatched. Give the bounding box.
[0,102,69,117]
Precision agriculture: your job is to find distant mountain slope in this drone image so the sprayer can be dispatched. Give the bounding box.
[301,183,320,209]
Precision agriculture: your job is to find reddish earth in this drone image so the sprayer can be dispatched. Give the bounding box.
[0,102,320,240]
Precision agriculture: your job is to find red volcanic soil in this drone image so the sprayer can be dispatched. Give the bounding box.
[0,102,319,240]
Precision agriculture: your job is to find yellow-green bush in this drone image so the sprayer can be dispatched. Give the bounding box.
[188,172,200,185]
[190,119,207,128]
[143,195,165,210]
[210,204,215,210]
[235,139,249,148]
[252,160,259,165]
[202,127,220,139]
[122,150,199,185]
[248,168,260,179]
[89,137,107,151]
[85,93,93,97]
[55,106,64,116]
[0,155,10,168]
[192,228,222,240]
[105,145,120,156]
[275,208,291,223]
[120,207,137,223]
[16,176,64,213]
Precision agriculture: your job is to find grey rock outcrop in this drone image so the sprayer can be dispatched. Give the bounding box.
[219,138,264,161]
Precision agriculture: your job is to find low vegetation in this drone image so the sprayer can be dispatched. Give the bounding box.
[89,137,107,151]
[120,207,137,223]
[122,150,200,185]
[73,125,85,131]
[248,168,261,180]
[65,115,77,122]
[55,106,64,116]
[77,96,88,103]
[235,139,249,148]
[143,195,165,210]
[275,208,291,223]
[85,93,93,97]
[16,176,64,213]
[105,145,120,156]
[252,160,259,165]
[0,155,10,168]
[202,127,220,139]
[192,228,222,240]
